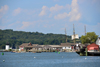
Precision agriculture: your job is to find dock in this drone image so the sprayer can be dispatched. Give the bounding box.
[76,51,100,56]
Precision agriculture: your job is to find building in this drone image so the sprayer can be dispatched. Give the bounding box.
[33,45,43,51]
[87,43,99,52]
[5,43,10,50]
[19,43,38,51]
[19,42,84,52]
[60,43,78,52]
[96,37,100,48]
[60,43,72,50]
[60,43,84,51]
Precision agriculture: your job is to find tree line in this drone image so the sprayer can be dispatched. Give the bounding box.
[0,29,81,49]
[80,32,98,44]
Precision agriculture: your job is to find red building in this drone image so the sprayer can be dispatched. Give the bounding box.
[87,43,99,51]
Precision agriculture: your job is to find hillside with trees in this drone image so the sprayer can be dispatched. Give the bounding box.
[0,29,81,49]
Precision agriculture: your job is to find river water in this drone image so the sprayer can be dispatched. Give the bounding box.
[0,52,100,67]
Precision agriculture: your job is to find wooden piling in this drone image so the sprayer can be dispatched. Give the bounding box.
[85,48,88,56]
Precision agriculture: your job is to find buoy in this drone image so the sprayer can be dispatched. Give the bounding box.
[34,57,36,58]
[55,51,57,53]
[3,60,5,62]
[58,52,60,54]
[2,52,4,55]
[85,58,87,59]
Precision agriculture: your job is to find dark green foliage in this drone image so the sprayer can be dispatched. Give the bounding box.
[80,32,98,44]
[0,29,81,49]
[9,49,12,51]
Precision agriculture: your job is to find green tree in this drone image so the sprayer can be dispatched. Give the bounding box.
[81,32,98,44]
[0,29,81,49]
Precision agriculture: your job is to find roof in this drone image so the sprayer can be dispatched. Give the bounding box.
[19,43,38,48]
[43,45,53,49]
[49,45,62,48]
[87,43,99,50]
[19,43,29,47]
[87,43,99,48]
[61,43,77,46]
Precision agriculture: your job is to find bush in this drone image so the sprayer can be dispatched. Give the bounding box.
[9,49,12,51]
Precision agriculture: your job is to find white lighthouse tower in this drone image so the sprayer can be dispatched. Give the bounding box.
[5,43,10,50]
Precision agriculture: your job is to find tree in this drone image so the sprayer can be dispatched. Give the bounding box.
[81,32,98,44]
[0,29,81,49]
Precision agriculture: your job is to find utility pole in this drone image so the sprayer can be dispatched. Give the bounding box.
[73,24,75,45]
[65,28,67,43]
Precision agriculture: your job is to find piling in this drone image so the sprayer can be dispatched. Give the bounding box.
[85,48,88,56]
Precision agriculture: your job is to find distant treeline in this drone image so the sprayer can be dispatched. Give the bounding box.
[0,29,81,49]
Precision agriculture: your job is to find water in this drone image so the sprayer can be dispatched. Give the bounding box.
[0,52,100,67]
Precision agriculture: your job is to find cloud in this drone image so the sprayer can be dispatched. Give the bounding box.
[20,21,32,29]
[0,5,9,18]
[69,0,81,21]
[54,0,81,21]
[50,4,64,12]
[39,4,64,17]
[39,6,49,16]
[54,12,68,19]
[13,8,21,16]
[0,5,9,13]
[19,20,40,30]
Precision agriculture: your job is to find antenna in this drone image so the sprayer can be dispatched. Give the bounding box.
[65,28,67,43]
[85,25,86,35]
[73,24,75,44]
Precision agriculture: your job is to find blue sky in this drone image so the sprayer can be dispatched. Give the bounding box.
[0,0,100,36]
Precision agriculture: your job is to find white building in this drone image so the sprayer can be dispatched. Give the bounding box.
[5,45,10,50]
[71,34,79,40]
[60,43,74,50]
[96,37,100,48]
[62,47,71,50]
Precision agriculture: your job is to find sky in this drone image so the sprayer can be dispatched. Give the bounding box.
[0,0,100,37]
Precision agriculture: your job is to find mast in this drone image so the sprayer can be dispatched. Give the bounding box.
[73,24,75,44]
[85,25,86,35]
[65,28,67,43]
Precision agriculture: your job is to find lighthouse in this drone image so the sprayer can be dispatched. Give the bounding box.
[5,43,10,50]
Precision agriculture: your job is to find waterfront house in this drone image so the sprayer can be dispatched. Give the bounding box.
[49,45,62,51]
[60,43,84,51]
[41,45,62,51]
[32,45,43,51]
[60,43,72,50]
[96,37,100,48]
[42,45,53,50]
[19,42,85,52]
[19,43,38,51]
[61,43,77,50]
[87,43,99,52]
